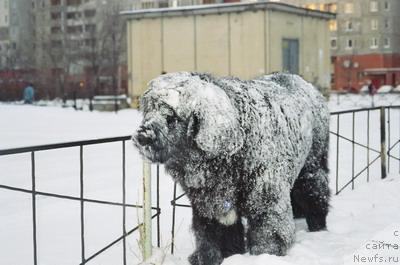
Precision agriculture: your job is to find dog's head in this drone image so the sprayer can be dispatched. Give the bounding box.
[133,72,244,163]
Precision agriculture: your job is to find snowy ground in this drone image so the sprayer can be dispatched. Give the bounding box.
[0,93,399,265]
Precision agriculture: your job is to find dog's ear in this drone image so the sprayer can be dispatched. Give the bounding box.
[187,86,244,157]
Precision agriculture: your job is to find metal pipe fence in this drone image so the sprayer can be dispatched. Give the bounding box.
[0,136,161,265]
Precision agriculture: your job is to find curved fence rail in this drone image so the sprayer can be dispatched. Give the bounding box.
[0,136,161,265]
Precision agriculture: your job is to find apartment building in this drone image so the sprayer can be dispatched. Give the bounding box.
[30,0,244,97]
[0,0,9,43]
[0,0,249,100]
[276,0,400,91]
[0,0,34,70]
[32,0,138,97]
[331,0,400,91]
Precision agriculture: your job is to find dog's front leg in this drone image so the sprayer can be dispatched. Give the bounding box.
[247,196,295,256]
[189,211,223,265]
[189,210,245,265]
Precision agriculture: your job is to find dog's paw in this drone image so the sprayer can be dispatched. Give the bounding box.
[189,249,223,265]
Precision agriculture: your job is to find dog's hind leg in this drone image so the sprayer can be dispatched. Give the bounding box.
[291,127,330,232]
[290,188,305,219]
[189,210,245,265]
[291,166,330,231]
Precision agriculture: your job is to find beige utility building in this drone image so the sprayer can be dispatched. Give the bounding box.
[122,2,335,107]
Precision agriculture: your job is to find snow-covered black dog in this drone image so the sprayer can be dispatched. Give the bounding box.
[133,72,330,265]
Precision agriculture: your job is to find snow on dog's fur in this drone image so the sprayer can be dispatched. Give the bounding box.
[133,72,330,265]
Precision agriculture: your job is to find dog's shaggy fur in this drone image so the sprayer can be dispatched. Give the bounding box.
[133,72,330,265]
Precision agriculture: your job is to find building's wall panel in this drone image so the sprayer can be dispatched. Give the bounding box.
[302,17,318,82]
[163,16,196,73]
[196,14,230,76]
[230,11,265,79]
[302,17,331,87]
[320,18,332,89]
[130,19,162,104]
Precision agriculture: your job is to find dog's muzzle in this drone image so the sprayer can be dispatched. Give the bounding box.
[134,125,156,147]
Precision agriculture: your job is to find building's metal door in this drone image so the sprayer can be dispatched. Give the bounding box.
[282,39,299,74]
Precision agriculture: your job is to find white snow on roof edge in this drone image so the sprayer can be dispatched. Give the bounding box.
[120,1,335,20]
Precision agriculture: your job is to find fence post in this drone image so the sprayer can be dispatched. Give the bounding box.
[380,107,387,179]
[73,90,77,110]
[89,97,93,112]
[142,160,152,260]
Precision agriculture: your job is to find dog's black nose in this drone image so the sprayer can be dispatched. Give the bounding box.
[136,133,154,146]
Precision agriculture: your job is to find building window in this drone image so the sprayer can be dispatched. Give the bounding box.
[4,15,8,23]
[51,0,61,6]
[159,0,168,8]
[370,37,378,49]
[384,19,390,29]
[370,1,378,12]
[141,1,155,9]
[384,38,390,48]
[5,0,8,8]
[329,20,337,31]
[328,3,337,13]
[331,38,337,49]
[51,40,62,49]
[384,1,390,10]
[357,71,363,81]
[85,24,96,33]
[51,12,61,20]
[51,26,61,34]
[84,9,96,18]
[371,19,378,30]
[344,3,354,14]
[0,28,9,40]
[69,40,83,49]
[67,12,81,19]
[346,39,353,49]
[85,38,96,47]
[345,21,353,31]
[305,3,317,10]
[67,25,83,34]
[66,0,81,6]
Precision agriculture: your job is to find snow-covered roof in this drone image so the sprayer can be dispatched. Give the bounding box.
[120,1,335,20]
[364,67,400,74]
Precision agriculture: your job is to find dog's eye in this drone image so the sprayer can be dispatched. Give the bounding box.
[166,115,176,125]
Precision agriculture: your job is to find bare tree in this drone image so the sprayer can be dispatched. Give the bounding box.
[80,1,126,97]
[36,29,71,100]
[0,40,35,100]
[31,0,128,100]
